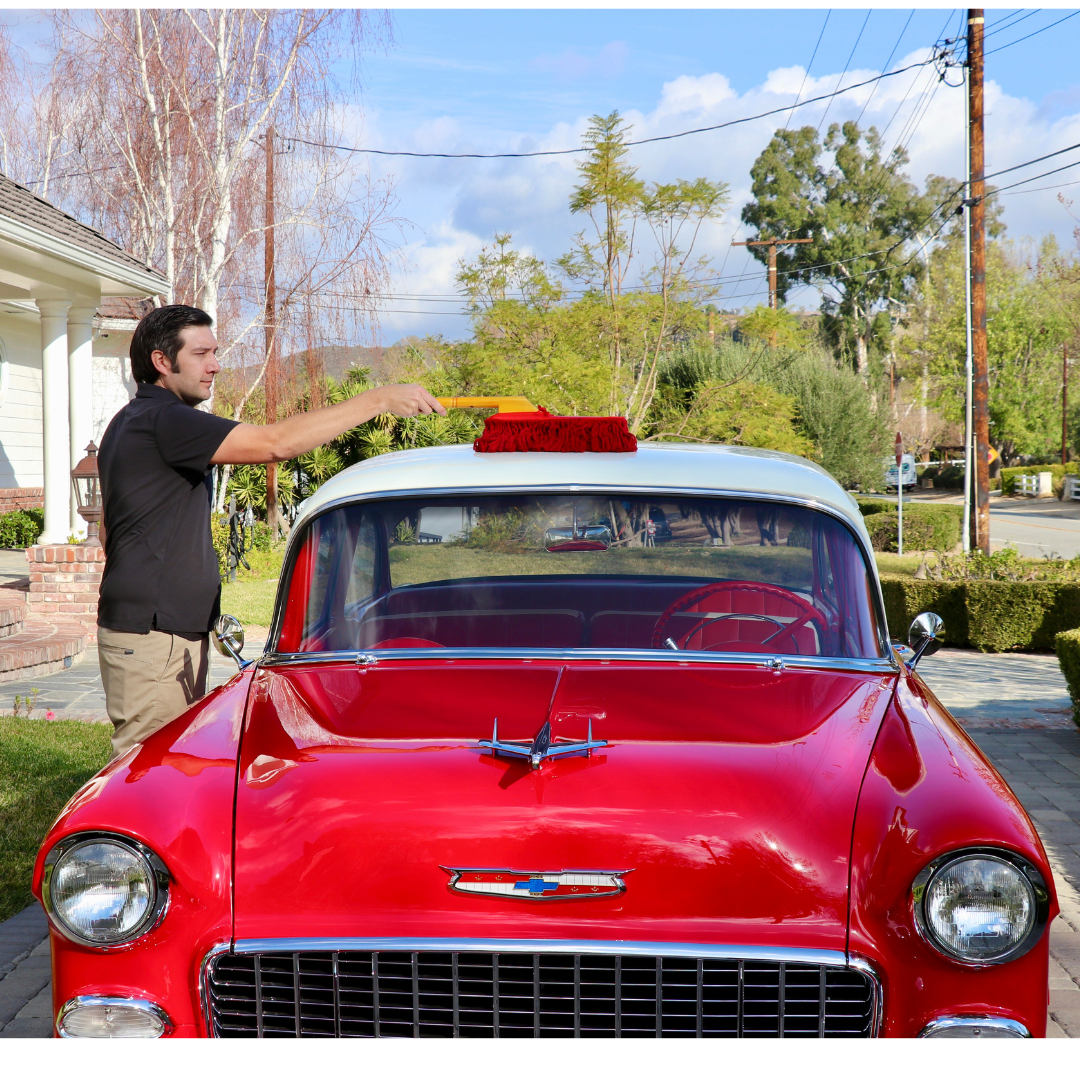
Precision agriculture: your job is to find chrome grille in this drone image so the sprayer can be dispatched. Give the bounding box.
[206,950,875,1038]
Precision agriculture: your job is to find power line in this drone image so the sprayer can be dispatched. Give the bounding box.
[986,156,1080,195]
[786,10,831,127]
[320,136,1080,311]
[855,9,914,126]
[284,56,946,161]
[983,9,1040,38]
[818,9,872,135]
[986,10,1080,55]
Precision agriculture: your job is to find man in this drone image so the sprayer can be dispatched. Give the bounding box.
[97,304,443,758]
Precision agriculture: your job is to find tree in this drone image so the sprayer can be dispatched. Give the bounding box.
[653,338,889,489]
[555,112,729,429]
[742,122,933,377]
[457,113,728,432]
[897,233,1074,464]
[0,8,401,447]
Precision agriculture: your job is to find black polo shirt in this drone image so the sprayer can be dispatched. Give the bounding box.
[98,383,239,635]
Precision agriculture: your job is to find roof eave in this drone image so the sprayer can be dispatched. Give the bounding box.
[0,215,169,297]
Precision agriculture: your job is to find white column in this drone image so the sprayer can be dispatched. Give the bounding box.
[36,298,72,545]
[67,304,97,535]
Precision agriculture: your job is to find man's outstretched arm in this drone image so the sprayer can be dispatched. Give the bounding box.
[210,383,445,465]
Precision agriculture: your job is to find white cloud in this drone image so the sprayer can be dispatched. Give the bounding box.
[371,54,1080,341]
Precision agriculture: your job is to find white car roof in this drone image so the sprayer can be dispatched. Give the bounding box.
[295,442,870,544]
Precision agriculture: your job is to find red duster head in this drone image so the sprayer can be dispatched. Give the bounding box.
[474,407,638,453]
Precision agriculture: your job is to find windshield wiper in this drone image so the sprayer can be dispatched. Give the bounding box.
[480,717,607,769]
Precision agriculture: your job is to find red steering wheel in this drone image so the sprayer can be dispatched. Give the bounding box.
[650,580,828,654]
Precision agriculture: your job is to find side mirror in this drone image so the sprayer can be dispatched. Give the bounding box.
[212,613,246,670]
[907,612,944,668]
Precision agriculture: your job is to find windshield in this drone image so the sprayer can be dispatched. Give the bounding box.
[275,494,884,659]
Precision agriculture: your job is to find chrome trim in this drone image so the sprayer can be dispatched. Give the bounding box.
[199,941,232,1038]
[910,847,1051,966]
[261,647,897,675]
[267,484,896,667]
[229,937,852,967]
[480,717,607,769]
[847,956,884,1039]
[41,831,170,950]
[919,1016,1030,1038]
[56,995,173,1038]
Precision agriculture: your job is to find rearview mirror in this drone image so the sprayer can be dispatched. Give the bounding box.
[907,611,944,668]
[544,525,611,552]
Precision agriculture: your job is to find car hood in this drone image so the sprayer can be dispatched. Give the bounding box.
[233,660,893,951]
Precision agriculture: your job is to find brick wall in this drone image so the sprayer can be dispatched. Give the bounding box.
[26,544,105,641]
[0,488,45,514]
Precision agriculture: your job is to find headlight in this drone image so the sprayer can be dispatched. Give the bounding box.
[43,834,169,947]
[912,850,1049,964]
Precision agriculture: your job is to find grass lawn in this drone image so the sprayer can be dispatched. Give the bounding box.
[0,718,111,921]
[874,553,929,577]
[219,546,284,630]
[220,577,278,629]
[389,543,816,588]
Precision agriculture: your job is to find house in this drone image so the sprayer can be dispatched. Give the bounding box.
[0,172,167,543]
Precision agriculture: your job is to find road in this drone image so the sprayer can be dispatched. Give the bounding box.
[896,492,1080,560]
[988,497,1080,560]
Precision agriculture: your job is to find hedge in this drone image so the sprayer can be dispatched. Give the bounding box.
[1054,628,1080,724]
[1001,463,1078,498]
[856,500,963,553]
[0,508,43,550]
[881,576,1080,652]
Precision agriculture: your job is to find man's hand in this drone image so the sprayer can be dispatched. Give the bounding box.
[212,383,448,466]
[366,383,446,418]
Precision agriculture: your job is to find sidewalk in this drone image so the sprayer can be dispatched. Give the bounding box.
[2,635,266,723]
[0,646,1078,1036]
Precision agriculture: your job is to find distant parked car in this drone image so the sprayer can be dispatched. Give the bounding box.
[885,454,917,490]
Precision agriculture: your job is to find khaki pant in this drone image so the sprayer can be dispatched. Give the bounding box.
[98,627,210,759]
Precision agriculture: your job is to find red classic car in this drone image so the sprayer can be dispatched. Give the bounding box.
[33,436,1055,1039]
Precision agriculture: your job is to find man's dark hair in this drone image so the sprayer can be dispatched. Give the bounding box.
[130,305,213,384]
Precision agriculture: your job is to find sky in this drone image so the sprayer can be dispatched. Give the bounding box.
[5,7,1080,345]
[339,8,1080,344]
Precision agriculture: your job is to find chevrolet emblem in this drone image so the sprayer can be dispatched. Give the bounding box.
[442,867,631,901]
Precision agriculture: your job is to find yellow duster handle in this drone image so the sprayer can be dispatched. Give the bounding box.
[436,396,539,413]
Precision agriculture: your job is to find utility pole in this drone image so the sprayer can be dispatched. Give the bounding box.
[1064,344,1070,466]
[264,125,281,541]
[969,9,990,555]
[731,237,812,309]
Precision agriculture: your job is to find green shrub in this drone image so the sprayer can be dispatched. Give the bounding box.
[855,497,889,517]
[1054,628,1080,725]
[882,576,1080,651]
[859,502,963,553]
[0,508,43,549]
[920,464,966,488]
[211,515,276,577]
[1001,463,1078,497]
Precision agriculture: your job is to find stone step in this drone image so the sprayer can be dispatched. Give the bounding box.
[0,595,25,639]
[0,619,87,684]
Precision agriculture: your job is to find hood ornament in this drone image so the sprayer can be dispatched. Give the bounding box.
[480,718,607,769]
[443,867,631,901]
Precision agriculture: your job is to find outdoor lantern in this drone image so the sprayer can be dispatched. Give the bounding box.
[71,441,103,546]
